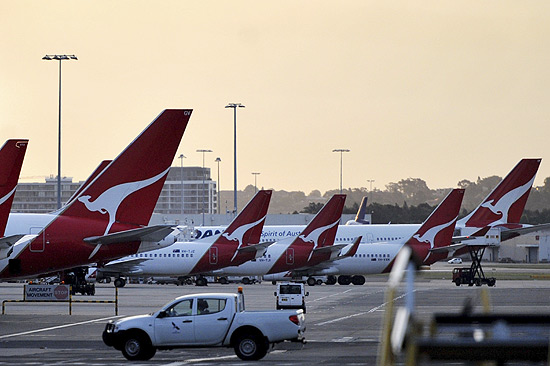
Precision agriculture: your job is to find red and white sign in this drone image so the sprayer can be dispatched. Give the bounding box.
[24,285,70,301]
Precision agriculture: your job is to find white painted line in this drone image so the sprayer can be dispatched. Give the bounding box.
[0,315,121,339]
[314,291,413,326]
[182,354,238,363]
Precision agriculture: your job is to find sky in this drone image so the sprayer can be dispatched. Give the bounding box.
[2,1,550,194]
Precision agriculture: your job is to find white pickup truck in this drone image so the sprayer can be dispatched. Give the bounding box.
[102,288,305,361]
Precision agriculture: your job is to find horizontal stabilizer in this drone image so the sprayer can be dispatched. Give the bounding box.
[101,257,149,274]
[451,227,491,244]
[0,234,26,259]
[429,243,467,255]
[237,241,275,258]
[313,243,349,254]
[84,225,174,245]
[500,223,550,242]
[0,234,25,249]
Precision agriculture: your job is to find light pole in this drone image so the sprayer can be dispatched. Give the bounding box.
[179,154,186,216]
[252,172,260,193]
[197,149,212,226]
[225,103,245,214]
[215,157,221,214]
[332,149,350,194]
[366,179,375,202]
[42,54,78,209]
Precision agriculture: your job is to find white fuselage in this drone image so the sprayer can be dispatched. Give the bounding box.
[107,224,419,277]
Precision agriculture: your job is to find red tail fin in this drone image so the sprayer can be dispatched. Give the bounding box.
[190,190,272,273]
[62,109,192,234]
[268,194,346,273]
[0,111,191,279]
[407,189,464,264]
[458,159,541,228]
[0,140,28,236]
[64,160,111,208]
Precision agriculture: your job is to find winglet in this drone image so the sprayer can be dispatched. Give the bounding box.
[343,236,362,258]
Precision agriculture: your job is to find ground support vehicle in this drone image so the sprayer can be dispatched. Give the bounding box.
[64,267,95,295]
[275,282,309,312]
[103,288,305,361]
[451,246,496,287]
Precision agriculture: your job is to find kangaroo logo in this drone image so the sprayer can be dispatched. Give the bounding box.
[78,168,170,259]
[0,187,16,206]
[413,216,457,262]
[477,177,535,225]
[298,218,340,261]
[223,216,266,262]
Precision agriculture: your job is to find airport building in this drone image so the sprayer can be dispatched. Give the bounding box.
[11,166,217,215]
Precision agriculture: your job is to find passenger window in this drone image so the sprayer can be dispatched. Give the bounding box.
[197,298,226,315]
[166,299,193,317]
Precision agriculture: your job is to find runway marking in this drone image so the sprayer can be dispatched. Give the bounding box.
[181,354,238,363]
[314,291,414,326]
[311,289,355,302]
[0,315,121,339]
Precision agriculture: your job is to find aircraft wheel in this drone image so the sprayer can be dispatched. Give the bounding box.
[351,275,365,285]
[195,277,207,286]
[338,276,352,285]
[114,278,126,288]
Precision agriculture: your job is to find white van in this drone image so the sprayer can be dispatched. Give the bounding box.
[275,282,309,312]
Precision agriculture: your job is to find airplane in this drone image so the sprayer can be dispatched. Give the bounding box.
[265,189,465,285]
[0,109,192,280]
[345,196,369,225]
[209,194,348,279]
[98,189,273,287]
[0,139,29,259]
[194,159,542,248]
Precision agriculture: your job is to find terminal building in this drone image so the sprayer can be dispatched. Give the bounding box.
[12,166,217,215]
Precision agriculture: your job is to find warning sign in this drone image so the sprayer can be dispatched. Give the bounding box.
[24,285,70,301]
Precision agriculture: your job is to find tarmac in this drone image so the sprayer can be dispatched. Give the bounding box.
[1,263,550,365]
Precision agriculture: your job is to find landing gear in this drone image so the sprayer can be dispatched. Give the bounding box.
[195,276,208,286]
[451,246,496,287]
[326,275,337,285]
[114,277,127,288]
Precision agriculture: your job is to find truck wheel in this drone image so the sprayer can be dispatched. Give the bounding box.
[234,334,268,361]
[455,280,460,286]
[307,277,316,286]
[121,333,156,361]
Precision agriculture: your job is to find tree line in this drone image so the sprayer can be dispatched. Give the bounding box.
[226,175,550,224]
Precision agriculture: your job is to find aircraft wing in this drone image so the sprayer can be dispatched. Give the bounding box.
[429,243,469,255]
[84,225,175,245]
[100,257,149,275]
[500,223,550,242]
[0,234,26,259]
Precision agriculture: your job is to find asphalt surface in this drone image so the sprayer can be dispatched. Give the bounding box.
[1,265,550,365]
